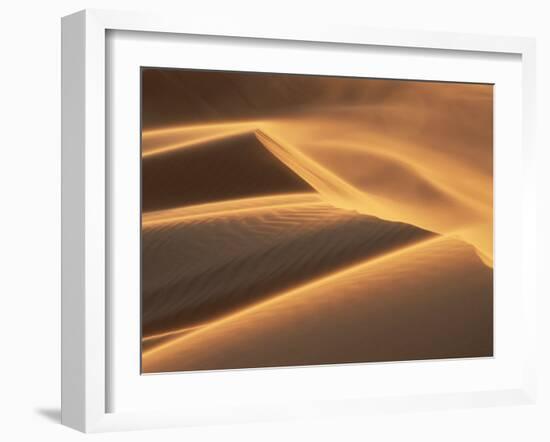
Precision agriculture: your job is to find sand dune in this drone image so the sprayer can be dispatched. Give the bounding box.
[141,71,493,259]
[142,194,433,337]
[140,70,494,373]
[142,236,493,373]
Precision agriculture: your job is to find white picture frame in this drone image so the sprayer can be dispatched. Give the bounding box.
[61,9,538,433]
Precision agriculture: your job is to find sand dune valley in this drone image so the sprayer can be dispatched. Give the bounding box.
[140,69,493,373]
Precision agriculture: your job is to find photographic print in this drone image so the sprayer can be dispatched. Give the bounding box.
[140,68,493,374]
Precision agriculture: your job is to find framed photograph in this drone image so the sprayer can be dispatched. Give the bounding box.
[61,9,538,432]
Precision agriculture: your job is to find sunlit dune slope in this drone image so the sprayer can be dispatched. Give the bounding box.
[142,236,493,373]
[142,194,434,337]
[142,131,315,212]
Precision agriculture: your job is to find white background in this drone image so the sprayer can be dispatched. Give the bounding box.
[0,1,548,441]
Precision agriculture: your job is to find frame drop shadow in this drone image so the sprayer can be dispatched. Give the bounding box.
[35,407,61,423]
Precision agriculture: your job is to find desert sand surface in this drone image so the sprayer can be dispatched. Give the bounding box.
[141,69,493,373]
[142,194,433,337]
[142,236,492,372]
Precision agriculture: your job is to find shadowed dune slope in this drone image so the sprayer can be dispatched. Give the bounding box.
[142,195,434,337]
[142,236,493,373]
[142,131,315,212]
